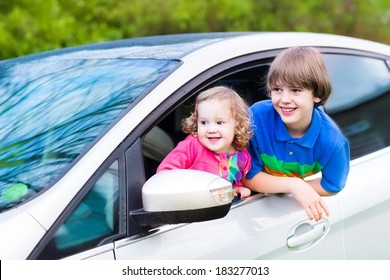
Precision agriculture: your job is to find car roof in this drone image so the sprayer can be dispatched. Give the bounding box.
[179,32,390,61]
[0,32,247,63]
[3,32,389,64]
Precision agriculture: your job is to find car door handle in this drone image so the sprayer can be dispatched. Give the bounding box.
[287,221,328,248]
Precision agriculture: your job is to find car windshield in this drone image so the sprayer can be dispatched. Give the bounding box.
[0,58,179,212]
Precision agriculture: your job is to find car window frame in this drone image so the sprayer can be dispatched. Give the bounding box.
[124,52,280,237]
[127,47,390,235]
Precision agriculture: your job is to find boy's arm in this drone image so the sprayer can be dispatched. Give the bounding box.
[306,178,334,196]
[242,172,329,221]
[242,171,301,194]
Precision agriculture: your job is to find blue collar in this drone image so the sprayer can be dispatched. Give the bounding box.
[275,108,322,148]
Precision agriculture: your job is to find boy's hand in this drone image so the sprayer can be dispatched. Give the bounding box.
[291,180,330,221]
[233,186,251,199]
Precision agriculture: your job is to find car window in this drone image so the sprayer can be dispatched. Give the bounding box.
[323,54,390,159]
[141,65,271,180]
[0,58,179,213]
[324,54,390,114]
[36,160,120,259]
[141,53,390,175]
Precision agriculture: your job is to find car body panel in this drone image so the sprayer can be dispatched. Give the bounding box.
[62,243,115,260]
[338,147,390,259]
[0,209,46,259]
[114,193,344,259]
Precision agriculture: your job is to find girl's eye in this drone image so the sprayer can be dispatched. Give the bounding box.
[217,121,225,125]
[200,121,208,125]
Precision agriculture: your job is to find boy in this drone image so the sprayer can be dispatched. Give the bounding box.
[243,47,350,221]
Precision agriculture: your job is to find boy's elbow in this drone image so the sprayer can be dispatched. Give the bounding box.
[241,177,251,188]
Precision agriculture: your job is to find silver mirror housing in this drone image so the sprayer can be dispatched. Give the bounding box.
[143,169,233,211]
[131,170,234,227]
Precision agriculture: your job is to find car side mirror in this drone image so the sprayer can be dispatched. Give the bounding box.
[130,169,234,228]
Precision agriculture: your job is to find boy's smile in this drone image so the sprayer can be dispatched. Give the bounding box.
[280,106,297,114]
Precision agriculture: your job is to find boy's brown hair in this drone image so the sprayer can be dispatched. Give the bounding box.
[266,46,332,106]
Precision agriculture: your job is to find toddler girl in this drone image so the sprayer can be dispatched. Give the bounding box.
[157,86,253,198]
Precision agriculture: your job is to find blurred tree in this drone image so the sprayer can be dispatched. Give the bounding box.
[0,0,389,59]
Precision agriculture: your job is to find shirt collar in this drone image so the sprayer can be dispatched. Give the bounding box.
[275,108,322,148]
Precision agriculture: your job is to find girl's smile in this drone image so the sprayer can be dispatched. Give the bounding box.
[196,98,236,154]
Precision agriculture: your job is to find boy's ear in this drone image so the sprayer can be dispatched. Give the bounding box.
[313,97,322,104]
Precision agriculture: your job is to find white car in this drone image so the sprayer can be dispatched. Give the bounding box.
[1,32,389,260]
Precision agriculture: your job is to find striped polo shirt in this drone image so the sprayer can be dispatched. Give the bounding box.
[247,100,350,193]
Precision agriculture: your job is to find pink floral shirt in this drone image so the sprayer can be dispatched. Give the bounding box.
[157,135,251,187]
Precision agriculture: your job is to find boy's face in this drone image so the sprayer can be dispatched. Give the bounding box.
[196,99,236,154]
[270,85,321,138]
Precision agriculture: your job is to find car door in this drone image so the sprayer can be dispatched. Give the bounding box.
[113,52,346,259]
[115,194,344,259]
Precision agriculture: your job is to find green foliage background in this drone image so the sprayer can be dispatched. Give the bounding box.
[0,0,389,59]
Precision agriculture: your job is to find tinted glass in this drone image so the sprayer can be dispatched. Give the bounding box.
[37,160,119,259]
[324,54,390,114]
[324,54,390,159]
[0,58,178,212]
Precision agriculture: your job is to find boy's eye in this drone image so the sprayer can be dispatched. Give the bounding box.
[291,88,304,96]
[272,87,282,92]
[271,87,283,95]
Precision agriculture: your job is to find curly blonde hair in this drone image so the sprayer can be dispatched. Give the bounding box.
[182,86,253,151]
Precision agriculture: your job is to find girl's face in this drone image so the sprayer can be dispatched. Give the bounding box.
[196,98,236,154]
[270,84,321,138]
